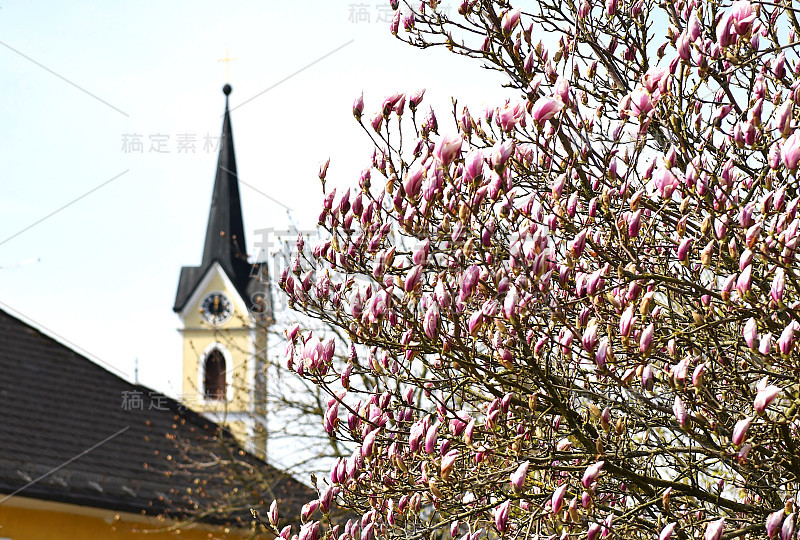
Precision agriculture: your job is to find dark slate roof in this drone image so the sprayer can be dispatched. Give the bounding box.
[0,307,310,525]
[174,84,271,317]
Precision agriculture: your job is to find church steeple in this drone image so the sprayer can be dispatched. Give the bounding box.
[173,83,271,458]
[202,84,248,278]
[173,85,271,317]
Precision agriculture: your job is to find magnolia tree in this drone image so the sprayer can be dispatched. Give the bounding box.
[266,0,800,539]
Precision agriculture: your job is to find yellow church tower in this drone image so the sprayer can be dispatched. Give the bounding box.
[173,84,271,457]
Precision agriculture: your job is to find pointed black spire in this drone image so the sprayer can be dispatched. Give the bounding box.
[174,85,272,319]
[202,84,248,274]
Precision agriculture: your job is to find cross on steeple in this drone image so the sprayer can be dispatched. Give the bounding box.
[217,48,238,83]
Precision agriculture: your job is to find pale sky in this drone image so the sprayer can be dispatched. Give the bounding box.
[0,1,510,397]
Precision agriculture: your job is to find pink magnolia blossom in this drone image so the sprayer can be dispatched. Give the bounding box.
[462,149,484,184]
[434,133,463,165]
[778,322,797,355]
[760,333,773,355]
[620,306,636,338]
[774,51,787,79]
[404,164,426,200]
[493,500,511,532]
[781,512,795,540]
[299,522,320,540]
[531,96,564,124]
[324,400,339,435]
[642,364,655,391]
[705,518,725,540]
[775,101,793,135]
[440,449,459,480]
[582,461,604,489]
[688,11,701,40]
[424,304,439,340]
[467,310,484,336]
[654,165,680,198]
[660,522,677,540]
[353,93,364,119]
[677,32,691,60]
[424,423,438,454]
[673,396,688,427]
[498,101,525,131]
[491,140,515,171]
[692,363,706,389]
[629,87,654,116]
[596,338,611,368]
[754,384,780,413]
[677,237,693,261]
[732,416,753,446]
[382,92,404,116]
[743,317,758,350]
[628,209,642,237]
[501,8,521,34]
[554,76,570,104]
[716,13,736,47]
[404,265,424,292]
[640,323,655,353]
[642,66,668,93]
[782,132,800,170]
[409,88,425,110]
[413,239,430,266]
[509,461,529,491]
[370,111,383,132]
[503,287,519,319]
[460,265,481,301]
[569,229,588,258]
[301,499,320,521]
[730,1,756,35]
[766,509,784,539]
[268,500,279,526]
[736,264,752,296]
[771,269,786,303]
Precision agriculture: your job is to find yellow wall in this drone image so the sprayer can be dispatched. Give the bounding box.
[0,497,266,539]
[178,266,267,457]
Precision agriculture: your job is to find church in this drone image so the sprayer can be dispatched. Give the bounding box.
[0,85,310,538]
[173,82,272,458]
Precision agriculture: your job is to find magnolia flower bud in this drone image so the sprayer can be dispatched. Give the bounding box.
[440,449,459,480]
[551,484,568,514]
[509,461,529,491]
[732,416,753,446]
[743,318,758,350]
[705,518,725,540]
[582,461,604,489]
[754,384,780,414]
[783,132,800,170]
[531,96,565,124]
[493,500,511,533]
[434,133,463,165]
[673,396,688,427]
[767,509,785,539]
[640,323,655,354]
[660,522,676,540]
[778,323,797,355]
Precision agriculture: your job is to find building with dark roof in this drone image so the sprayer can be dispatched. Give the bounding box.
[0,305,310,538]
[0,85,311,538]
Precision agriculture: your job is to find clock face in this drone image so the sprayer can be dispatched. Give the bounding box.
[201,292,233,324]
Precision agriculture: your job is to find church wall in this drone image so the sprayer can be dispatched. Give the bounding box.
[178,267,266,455]
[0,497,264,539]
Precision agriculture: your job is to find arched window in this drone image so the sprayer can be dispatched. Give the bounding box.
[204,349,226,400]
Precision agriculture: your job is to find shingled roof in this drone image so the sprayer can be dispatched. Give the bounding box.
[0,306,311,527]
